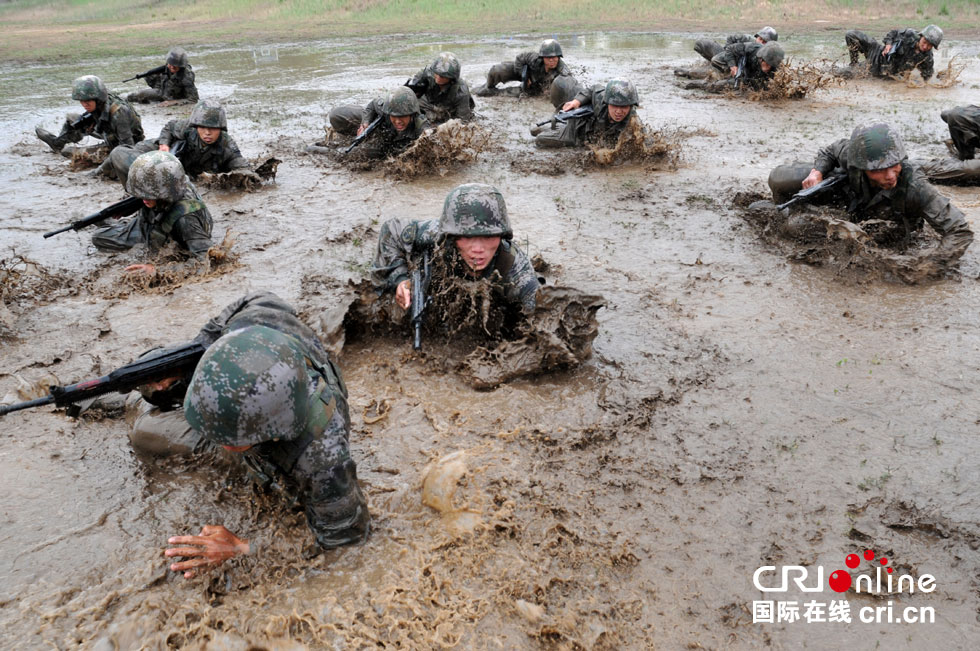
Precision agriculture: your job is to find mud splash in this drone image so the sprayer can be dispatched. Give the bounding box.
[746,60,841,101]
[67,144,108,171]
[384,120,494,179]
[586,118,678,168]
[196,157,282,192]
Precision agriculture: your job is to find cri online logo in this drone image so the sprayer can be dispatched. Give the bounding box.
[754,549,936,594]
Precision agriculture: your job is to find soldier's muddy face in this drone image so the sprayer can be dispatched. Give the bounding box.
[454,235,500,272]
[167,63,179,74]
[434,74,451,86]
[760,60,772,73]
[142,199,157,208]
[542,56,559,70]
[917,37,933,52]
[196,126,220,145]
[389,115,412,131]
[866,163,902,190]
[79,99,96,113]
[608,104,631,122]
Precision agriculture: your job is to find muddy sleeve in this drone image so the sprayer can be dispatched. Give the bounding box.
[158,119,189,147]
[813,139,849,176]
[454,85,475,121]
[175,210,213,260]
[883,29,899,46]
[408,66,428,91]
[515,51,535,70]
[180,70,199,103]
[111,106,139,147]
[719,42,747,69]
[144,72,164,90]
[573,83,600,106]
[909,174,974,257]
[371,217,421,291]
[919,53,935,82]
[221,136,251,170]
[194,291,293,344]
[362,97,383,127]
[507,246,541,313]
[726,34,751,44]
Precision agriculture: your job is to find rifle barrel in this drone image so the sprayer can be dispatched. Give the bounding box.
[0,395,55,417]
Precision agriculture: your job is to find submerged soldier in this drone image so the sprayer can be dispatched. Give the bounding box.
[675,26,778,78]
[940,105,980,161]
[372,183,539,320]
[127,47,200,105]
[35,75,144,160]
[92,150,213,274]
[531,79,641,148]
[327,87,429,159]
[473,39,578,109]
[406,52,475,124]
[844,25,942,81]
[766,123,973,261]
[109,99,252,184]
[683,42,785,93]
[122,291,369,577]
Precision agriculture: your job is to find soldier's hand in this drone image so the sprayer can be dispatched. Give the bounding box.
[561,99,581,112]
[730,66,739,77]
[160,100,178,108]
[882,44,892,55]
[356,123,368,136]
[396,279,412,309]
[802,169,824,189]
[158,144,171,152]
[125,263,156,276]
[165,525,249,579]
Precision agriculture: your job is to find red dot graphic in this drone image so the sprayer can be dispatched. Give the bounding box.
[829,570,852,593]
[864,549,875,561]
[880,557,888,565]
[887,568,893,573]
[845,554,860,569]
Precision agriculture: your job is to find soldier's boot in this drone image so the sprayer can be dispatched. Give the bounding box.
[35,127,70,157]
[674,67,711,80]
[848,48,860,66]
[472,83,499,97]
[529,123,549,137]
[683,81,708,90]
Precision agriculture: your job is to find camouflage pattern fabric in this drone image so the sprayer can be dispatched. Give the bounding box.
[478,50,576,103]
[166,47,189,68]
[694,34,752,62]
[91,177,213,258]
[72,75,108,102]
[538,39,563,57]
[755,26,779,43]
[189,99,227,129]
[439,183,511,237]
[126,150,186,200]
[408,60,475,124]
[915,157,980,185]
[159,118,249,175]
[767,135,974,259]
[845,28,935,81]
[129,64,199,103]
[328,96,429,159]
[144,291,370,550]
[371,217,539,313]
[941,105,980,160]
[713,41,779,88]
[535,83,641,149]
[847,123,907,170]
[54,93,144,152]
[604,79,639,106]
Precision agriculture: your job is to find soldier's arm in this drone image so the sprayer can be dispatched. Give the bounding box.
[506,246,541,314]
[173,207,214,261]
[361,97,382,128]
[370,217,428,291]
[726,34,751,44]
[882,29,900,45]
[158,119,189,147]
[181,70,199,103]
[919,53,935,81]
[719,42,746,69]
[514,51,535,69]
[194,291,296,344]
[454,84,475,121]
[408,66,428,89]
[220,135,251,171]
[813,138,849,176]
[909,172,974,258]
[112,106,139,147]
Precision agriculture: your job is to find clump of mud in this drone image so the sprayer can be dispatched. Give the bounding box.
[0,253,77,332]
[67,145,108,171]
[923,56,965,88]
[735,192,957,283]
[586,118,678,169]
[383,120,493,179]
[746,60,840,101]
[196,157,282,192]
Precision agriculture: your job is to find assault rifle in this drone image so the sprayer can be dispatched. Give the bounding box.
[170,139,186,161]
[43,195,143,238]
[776,172,848,211]
[535,106,594,127]
[0,341,205,417]
[884,40,901,61]
[521,64,529,92]
[345,115,383,154]
[70,111,96,131]
[410,251,432,351]
[122,64,167,84]
[733,54,748,90]
[405,76,429,97]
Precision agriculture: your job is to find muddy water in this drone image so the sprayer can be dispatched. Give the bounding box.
[2,31,980,649]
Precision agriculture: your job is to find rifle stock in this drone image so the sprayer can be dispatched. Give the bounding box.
[410,251,432,351]
[535,106,594,127]
[70,111,96,131]
[43,195,143,238]
[345,116,383,154]
[0,341,205,417]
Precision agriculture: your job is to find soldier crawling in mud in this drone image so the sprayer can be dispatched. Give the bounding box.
[126,47,200,105]
[763,123,973,264]
[372,183,539,331]
[913,105,980,186]
[91,150,213,275]
[325,87,429,159]
[123,291,369,577]
[406,52,475,124]
[109,99,254,185]
[674,26,778,79]
[35,75,144,166]
[473,39,579,109]
[844,25,942,82]
[682,42,785,93]
[531,79,641,149]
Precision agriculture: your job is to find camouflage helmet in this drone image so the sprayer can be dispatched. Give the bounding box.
[385,86,420,116]
[757,42,785,69]
[604,79,639,106]
[755,26,779,43]
[184,325,314,447]
[539,39,563,58]
[71,75,108,103]
[847,123,907,171]
[439,183,513,239]
[125,150,187,202]
[432,52,461,81]
[189,98,227,129]
[166,47,189,68]
[921,25,943,49]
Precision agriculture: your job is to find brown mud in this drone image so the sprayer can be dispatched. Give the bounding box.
[1,32,980,650]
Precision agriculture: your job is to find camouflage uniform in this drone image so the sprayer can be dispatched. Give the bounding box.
[407,52,475,124]
[474,39,579,109]
[767,124,973,259]
[36,76,144,157]
[328,91,429,159]
[693,27,778,63]
[127,48,200,104]
[110,100,249,182]
[133,291,370,550]
[534,80,641,149]
[371,184,539,314]
[92,151,213,258]
[916,157,980,185]
[940,105,980,160]
[844,27,939,81]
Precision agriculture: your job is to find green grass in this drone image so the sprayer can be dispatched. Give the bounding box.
[2,0,979,62]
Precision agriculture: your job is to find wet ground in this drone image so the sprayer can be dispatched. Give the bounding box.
[2,31,980,649]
